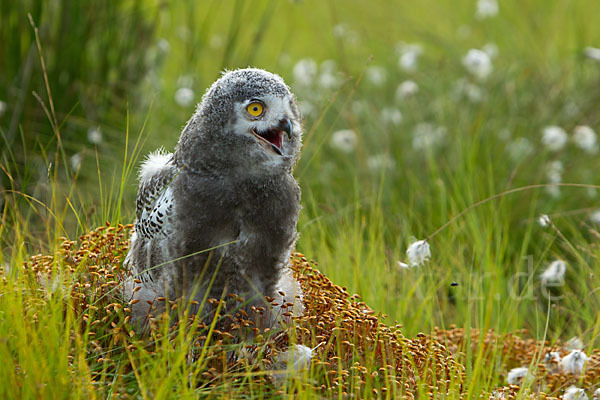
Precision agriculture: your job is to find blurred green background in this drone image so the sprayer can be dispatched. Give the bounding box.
[2,0,600,339]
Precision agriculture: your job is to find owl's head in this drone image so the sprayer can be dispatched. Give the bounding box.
[176,68,303,173]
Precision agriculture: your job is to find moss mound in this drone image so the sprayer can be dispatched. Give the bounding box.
[9,224,599,399]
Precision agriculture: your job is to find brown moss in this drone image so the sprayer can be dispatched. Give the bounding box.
[6,224,600,399]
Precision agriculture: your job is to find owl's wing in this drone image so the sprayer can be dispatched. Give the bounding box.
[134,151,178,241]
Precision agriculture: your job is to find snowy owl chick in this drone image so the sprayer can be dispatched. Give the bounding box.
[124,68,303,330]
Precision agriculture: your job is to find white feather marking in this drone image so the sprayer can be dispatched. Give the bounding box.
[267,267,304,328]
[274,267,304,316]
[139,186,175,239]
[139,149,172,183]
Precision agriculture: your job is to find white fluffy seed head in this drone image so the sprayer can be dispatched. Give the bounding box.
[560,349,587,375]
[396,80,419,100]
[293,58,318,87]
[540,260,567,285]
[584,46,600,62]
[462,49,493,79]
[174,87,195,107]
[476,0,499,19]
[318,60,341,90]
[397,43,423,72]
[70,153,82,171]
[573,125,598,153]
[538,214,551,227]
[564,386,589,400]
[87,126,103,145]
[366,66,387,86]
[506,367,531,385]
[330,129,358,153]
[541,125,568,151]
[592,388,600,400]
[406,239,431,267]
[590,210,600,224]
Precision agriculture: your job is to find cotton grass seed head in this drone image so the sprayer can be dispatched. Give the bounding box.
[476,0,499,19]
[396,43,423,72]
[506,366,531,385]
[318,71,340,90]
[366,66,387,86]
[540,260,567,285]
[293,58,318,87]
[396,80,419,100]
[584,46,600,62]
[174,87,194,107]
[318,60,341,90]
[87,126,103,145]
[462,49,493,80]
[538,214,551,228]
[560,349,587,375]
[70,153,82,171]
[541,125,568,151]
[590,209,600,224]
[593,388,600,400]
[406,239,431,267]
[573,125,598,153]
[330,129,358,153]
[564,386,589,400]
[397,261,410,269]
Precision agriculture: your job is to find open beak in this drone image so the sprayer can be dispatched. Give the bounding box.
[251,118,293,156]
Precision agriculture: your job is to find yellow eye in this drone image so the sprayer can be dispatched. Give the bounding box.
[246,102,264,117]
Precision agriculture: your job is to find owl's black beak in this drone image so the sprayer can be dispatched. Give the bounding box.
[279,118,293,140]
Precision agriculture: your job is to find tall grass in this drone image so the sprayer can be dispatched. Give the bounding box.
[1,0,600,398]
[0,0,157,202]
